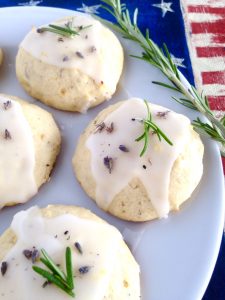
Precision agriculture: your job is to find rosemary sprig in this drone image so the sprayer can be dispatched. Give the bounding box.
[135,100,173,156]
[37,22,91,38]
[32,247,75,298]
[98,0,225,156]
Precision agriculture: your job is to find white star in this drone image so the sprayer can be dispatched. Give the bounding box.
[171,55,186,68]
[152,0,174,18]
[18,0,42,5]
[77,3,101,15]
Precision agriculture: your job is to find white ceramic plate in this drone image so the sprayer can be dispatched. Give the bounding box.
[0,6,224,300]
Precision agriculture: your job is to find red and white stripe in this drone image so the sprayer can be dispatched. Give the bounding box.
[181,0,225,169]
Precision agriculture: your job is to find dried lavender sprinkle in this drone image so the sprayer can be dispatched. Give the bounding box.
[119,145,129,152]
[106,122,114,133]
[94,122,105,133]
[23,248,39,263]
[79,266,90,274]
[103,156,113,174]
[89,46,96,53]
[42,281,51,288]
[156,111,170,118]
[63,56,69,62]
[36,28,43,33]
[23,249,32,259]
[1,262,8,276]
[74,242,83,254]
[3,101,12,110]
[76,51,84,59]
[4,129,11,140]
[31,249,39,263]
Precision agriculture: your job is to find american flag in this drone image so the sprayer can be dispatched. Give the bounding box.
[181,0,225,169]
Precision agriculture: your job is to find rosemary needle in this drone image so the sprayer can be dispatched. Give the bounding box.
[32,266,75,297]
[37,23,92,38]
[135,100,173,156]
[66,246,74,290]
[32,247,75,298]
[41,248,66,279]
[98,0,225,156]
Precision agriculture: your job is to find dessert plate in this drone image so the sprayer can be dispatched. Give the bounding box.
[0,6,224,300]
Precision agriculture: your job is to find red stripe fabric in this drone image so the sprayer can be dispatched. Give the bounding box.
[208,96,225,110]
[182,1,225,173]
[196,47,225,57]
[191,19,225,34]
[212,34,225,44]
[202,71,225,85]
[188,5,225,15]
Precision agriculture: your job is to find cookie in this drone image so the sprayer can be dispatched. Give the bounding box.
[0,94,61,207]
[0,205,140,299]
[73,98,204,221]
[16,14,124,112]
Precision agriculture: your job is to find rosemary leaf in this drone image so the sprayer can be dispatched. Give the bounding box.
[66,247,74,289]
[152,81,181,93]
[135,100,172,156]
[141,123,150,157]
[39,257,71,290]
[145,120,173,145]
[163,43,179,80]
[192,118,225,143]
[32,248,75,297]
[37,23,92,38]
[32,266,75,297]
[135,132,145,142]
[172,97,197,111]
[49,24,79,35]
[39,257,53,270]
[221,115,225,127]
[41,249,66,280]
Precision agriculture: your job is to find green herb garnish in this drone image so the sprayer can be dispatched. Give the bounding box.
[37,21,92,38]
[97,0,225,156]
[135,100,173,156]
[32,247,75,298]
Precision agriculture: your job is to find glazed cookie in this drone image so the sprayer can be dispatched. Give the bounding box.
[16,14,124,112]
[0,205,140,299]
[0,94,61,207]
[73,98,204,222]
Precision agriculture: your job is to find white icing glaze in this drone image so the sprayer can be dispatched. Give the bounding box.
[20,14,121,94]
[86,98,191,218]
[0,96,37,206]
[0,207,139,299]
